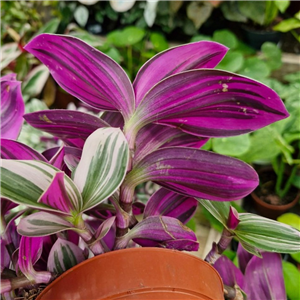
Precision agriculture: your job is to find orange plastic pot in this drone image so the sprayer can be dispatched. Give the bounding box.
[37,247,224,300]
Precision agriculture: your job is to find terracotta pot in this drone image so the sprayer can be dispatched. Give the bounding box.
[251,190,299,219]
[251,167,300,219]
[37,247,224,300]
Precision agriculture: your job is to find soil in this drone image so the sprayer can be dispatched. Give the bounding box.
[255,169,299,206]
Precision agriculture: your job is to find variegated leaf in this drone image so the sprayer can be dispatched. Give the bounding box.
[235,213,300,253]
[73,128,129,211]
[47,238,85,275]
[197,198,230,226]
[0,160,83,213]
[17,212,76,237]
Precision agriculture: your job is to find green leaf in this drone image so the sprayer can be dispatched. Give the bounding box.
[74,5,89,28]
[122,27,145,46]
[197,199,230,226]
[212,29,238,49]
[34,18,60,37]
[291,252,300,263]
[150,32,169,52]
[0,43,21,71]
[274,0,290,13]
[220,1,248,23]
[239,57,271,80]
[238,1,266,26]
[212,134,250,157]
[103,47,122,64]
[216,50,244,73]
[261,42,282,71]
[235,213,300,253]
[73,128,129,211]
[277,213,300,231]
[273,17,300,32]
[282,261,300,300]
[190,34,212,42]
[22,65,49,101]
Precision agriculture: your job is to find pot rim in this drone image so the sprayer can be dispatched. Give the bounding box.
[37,247,224,300]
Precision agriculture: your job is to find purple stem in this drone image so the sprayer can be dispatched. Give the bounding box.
[205,228,234,264]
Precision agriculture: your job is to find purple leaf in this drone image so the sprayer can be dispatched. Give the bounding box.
[213,255,244,289]
[144,188,198,224]
[227,206,240,230]
[18,236,52,285]
[0,139,47,161]
[43,146,82,174]
[1,239,10,272]
[1,199,17,216]
[118,215,198,251]
[134,124,208,165]
[47,238,85,274]
[85,204,116,221]
[133,41,228,105]
[244,252,286,300]
[101,111,124,128]
[24,34,135,121]
[94,216,116,251]
[48,146,65,170]
[38,172,75,214]
[24,110,109,141]
[237,242,253,274]
[123,147,258,202]
[132,201,145,215]
[132,70,289,138]
[1,75,25,139]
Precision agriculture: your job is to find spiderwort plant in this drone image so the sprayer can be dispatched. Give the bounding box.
[0,34,299,297]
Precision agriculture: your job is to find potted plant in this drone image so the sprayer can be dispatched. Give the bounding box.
[1,34,300,300]
[220,0,290,49]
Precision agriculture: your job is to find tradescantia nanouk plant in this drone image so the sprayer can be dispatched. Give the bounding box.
[1,34,300,299]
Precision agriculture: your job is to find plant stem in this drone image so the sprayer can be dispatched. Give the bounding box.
[127,45,133,80]
[205,228,234,264]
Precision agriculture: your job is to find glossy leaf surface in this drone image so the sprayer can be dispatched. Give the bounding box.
[24,34,135,120]
[133,41,228,104]
[73,128,129,211]
[132,69,289,137]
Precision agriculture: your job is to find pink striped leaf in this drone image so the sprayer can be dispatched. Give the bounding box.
[1,75,25,139]
[24,34,135,121]
[18,236,52,284]
[133,41,228,105]
[0,139,47,161]
[123,147,258,202]
[244,253,286,300]
[24,110,109,141]
[131,69,289,138]
[134,124,208,165]
[116,216,198,251]
[143,188,197,224]
[214,255,244,289]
